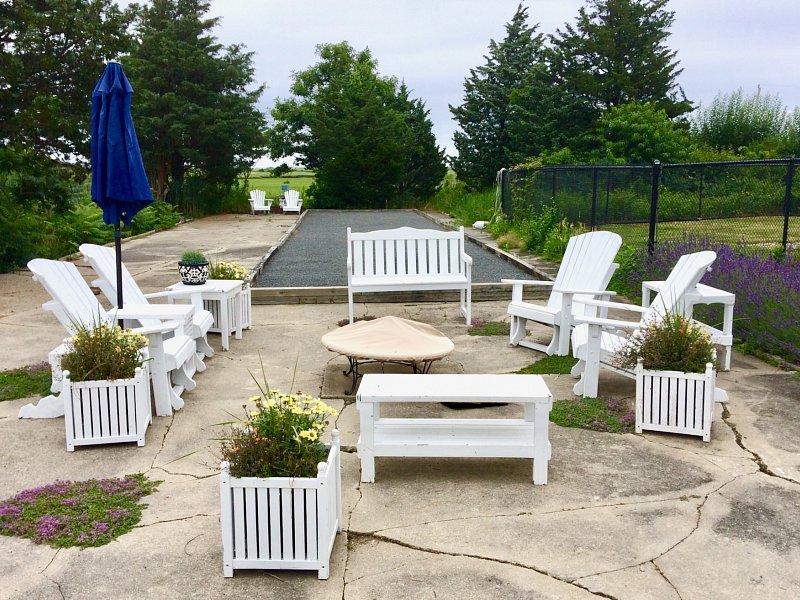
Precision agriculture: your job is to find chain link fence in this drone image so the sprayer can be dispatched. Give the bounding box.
[502,158,798,252]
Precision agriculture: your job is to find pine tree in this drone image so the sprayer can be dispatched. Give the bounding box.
[269,43,445,208]
[450,4,551,189]
[551,0,692,119]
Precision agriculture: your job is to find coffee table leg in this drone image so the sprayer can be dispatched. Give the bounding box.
[532,403,550,484]
[357,400,376,482]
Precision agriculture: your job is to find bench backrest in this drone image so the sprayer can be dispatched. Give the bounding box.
[348,226,467,278]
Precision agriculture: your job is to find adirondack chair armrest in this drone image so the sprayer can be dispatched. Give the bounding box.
[500,279,555,287]
[114,304,194,325]
[572,314,641,330]
[502,279,554,303]
[578,298,647,314]
[553,287,617,296]
[130,320,179,336]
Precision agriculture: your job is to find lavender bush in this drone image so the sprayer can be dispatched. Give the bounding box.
[614,235,800,364]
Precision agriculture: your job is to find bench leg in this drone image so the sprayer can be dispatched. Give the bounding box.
[348,288,355,324]
[532,403,550,484]
[357,400,376,482]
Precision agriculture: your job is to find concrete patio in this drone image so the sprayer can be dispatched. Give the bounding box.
[1,213,799,599]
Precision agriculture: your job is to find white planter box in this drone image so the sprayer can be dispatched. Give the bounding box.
[635,361,720,442]
[220,431,342,579]
[63,367,151,451]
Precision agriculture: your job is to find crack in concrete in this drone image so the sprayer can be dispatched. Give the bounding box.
[348,531,619,599]
[136,513,213,528]
[651,560,684,600]
[721,404,799,486]
[150,466,216,480]
[40,547,60,574]
[341,479,365,600]
[150,412,177,472]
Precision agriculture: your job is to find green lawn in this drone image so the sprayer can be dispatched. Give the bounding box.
[604,215,798,248]
[247,169,315,199]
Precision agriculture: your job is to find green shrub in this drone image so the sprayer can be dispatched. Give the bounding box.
[541,218,588,260]
[180,250,207,265]
[130,201,180,234]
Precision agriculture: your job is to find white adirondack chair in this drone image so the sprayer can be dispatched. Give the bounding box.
[502,231,622,356]
[249,189,270,214]
[20,259,199,418]
[79,243,215,361]
[570,250,719,398]
[283,189,302,214]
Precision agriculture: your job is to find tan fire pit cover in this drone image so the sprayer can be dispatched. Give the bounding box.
[321,316,455,362]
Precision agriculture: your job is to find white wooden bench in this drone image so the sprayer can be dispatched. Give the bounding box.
[356,373,553,484]
[347,226,472,324]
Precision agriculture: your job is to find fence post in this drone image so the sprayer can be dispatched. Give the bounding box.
[648,160,662,255]
[782,156,796,251]
[499,168,512,221]
[590,167,599,230]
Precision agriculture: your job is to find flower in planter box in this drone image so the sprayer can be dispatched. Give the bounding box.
[615,311,717,373]
[60,322,149,382]
[219,377,338,479]
[208,260,248,281]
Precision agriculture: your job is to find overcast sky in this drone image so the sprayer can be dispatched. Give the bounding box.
[197,0,800,165]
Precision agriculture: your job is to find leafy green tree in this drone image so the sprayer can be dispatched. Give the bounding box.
[691,88,789,152]
[551,0,691,119]
[269,42,445,208]
[0,0,133,164]
[599,101,689,163]
[125,0,267,206]
[450,4,552,189]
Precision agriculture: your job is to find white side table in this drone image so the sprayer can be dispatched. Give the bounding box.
[166,279,245,351]
[642,281,735,370]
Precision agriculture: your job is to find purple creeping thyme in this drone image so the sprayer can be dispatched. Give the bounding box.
[0,474,160,548]
[619,235,800,364]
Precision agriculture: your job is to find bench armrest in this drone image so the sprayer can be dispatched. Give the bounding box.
[460,251,473,266]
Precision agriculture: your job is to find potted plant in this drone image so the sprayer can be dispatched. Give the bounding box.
[60,322,151,451]
[615,312,723,442]
[207,260,252,330]
[271,197,283,214]
[178,250,210,285]
[219,374,341,579]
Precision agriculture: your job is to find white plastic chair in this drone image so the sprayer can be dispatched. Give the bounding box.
[80,243,214,361]
[502,231,622,356]
[570,251,718,398]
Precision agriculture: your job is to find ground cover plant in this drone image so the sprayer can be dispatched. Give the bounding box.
[515,355,576,375]
[0,474,160,548]
[613,236,800,365]
[550,397,636,433]
[0,362,51,402]
[467,320,510,336]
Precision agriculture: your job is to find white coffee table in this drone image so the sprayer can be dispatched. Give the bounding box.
[357,373,553,484]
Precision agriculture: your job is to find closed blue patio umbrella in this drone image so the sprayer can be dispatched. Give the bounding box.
[91,61,153,309]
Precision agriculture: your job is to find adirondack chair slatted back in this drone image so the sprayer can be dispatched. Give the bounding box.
[79,244,167,331]
[284,190,301,210]
[349,227,465,278]
[642,250,716,326]
[250,189,266,203]
[547,231,622,314]
[28,259,111,334]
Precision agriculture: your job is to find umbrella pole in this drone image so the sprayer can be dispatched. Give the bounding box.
[115,222,124,327]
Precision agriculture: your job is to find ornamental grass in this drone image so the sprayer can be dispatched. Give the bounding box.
[60,322,149,382]
[219,373,338,479]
